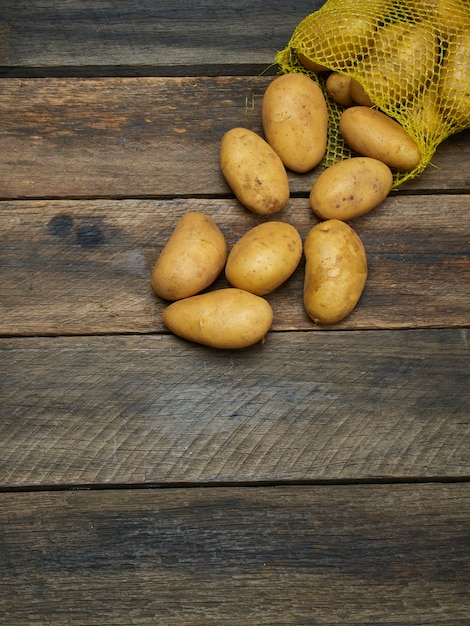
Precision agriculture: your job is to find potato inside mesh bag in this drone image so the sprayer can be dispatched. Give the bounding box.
[275,0,470,186]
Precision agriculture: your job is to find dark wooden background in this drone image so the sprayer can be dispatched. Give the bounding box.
[1,1,469,624]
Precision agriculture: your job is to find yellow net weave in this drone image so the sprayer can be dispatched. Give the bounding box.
[275,0,470,186]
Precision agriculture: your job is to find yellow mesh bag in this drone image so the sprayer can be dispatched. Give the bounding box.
[275,0,470,186]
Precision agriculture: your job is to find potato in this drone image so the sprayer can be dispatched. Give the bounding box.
[359,22,439,106]
[225,221,303,295]
[293,7,379,71]
[439,30,470,127]
[326,72,355,108]
[304,219,367,325]
[220,127,290,215]
[340,106,421,171]
[406,0,470,36]
[349,78,374,107]
[310,157,393,221]
[162,288,273,349]
[297,53,330,73]
[151,211,227,301]
[261,73,328,173]
[407,91,448,141]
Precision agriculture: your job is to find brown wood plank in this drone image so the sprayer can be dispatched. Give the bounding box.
[0,77,468,199]
[1,483,469,624]
[0,0,325,75]
[1,329,468,488]
[1,196,468,336]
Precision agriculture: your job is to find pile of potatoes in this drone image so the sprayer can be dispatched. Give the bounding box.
[152,1,470,349]
[152,67,433,349]
[291,0,470,134]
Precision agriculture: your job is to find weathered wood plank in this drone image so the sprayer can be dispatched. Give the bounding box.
[1,329,468,488]
[0,0,325,75]
[1,484,469,624]
[1,196,468,336]
[0,77,468,199]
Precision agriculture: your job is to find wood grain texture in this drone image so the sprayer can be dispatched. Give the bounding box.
[1,196,468,336]
[1,484,469,625]
[1,329,468,488]
[0,77,468,199]
[0,0,325,74]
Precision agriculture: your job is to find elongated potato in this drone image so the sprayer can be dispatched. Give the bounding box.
[262,73,328,173]
[163,288,273,349]
[293,5,382,71]
[349,78,374,107]
[151,211,227,301]
[358,22,439,106]
[310,157,393,221]
[407,91,448,141]
[304,219,367,325]
[406,0,470,36]
[340,106,421,171]
[225,221,303,295]
[439,30,470,127]
[220,127,290,215]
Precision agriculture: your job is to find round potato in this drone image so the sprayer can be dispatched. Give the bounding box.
[225,221,303,295]
[151,211,227,301]
[304,219,367,325]
[162,288,273,349]
[220,127,290,215]
[326,72,355,108]
[339,106,421,171]
[439,30,470,127]
[262,73,328,173]
[310,157,393,221]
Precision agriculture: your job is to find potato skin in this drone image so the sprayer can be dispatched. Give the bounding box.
[225,221,303,295]
[326,72,355,108]
[262,73,328,173]
[151,211,227,301]
[361,22,438,106]
[340,106,421,171]
[439,30,470,127]
[162,288,273,349]
[303,219,367,325]
[220,127,290,215]
[310,157,393,221]
[293,7,379,70]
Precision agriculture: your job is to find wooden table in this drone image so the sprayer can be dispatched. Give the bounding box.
[1,1,469,623]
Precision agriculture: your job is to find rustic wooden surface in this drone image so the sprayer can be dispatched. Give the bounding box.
[1,484,469,624]
[0,1,469,624]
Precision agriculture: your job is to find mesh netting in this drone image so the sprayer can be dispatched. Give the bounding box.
[275,0,470,186]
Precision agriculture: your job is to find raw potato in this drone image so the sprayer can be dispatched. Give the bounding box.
[304,219,367,325]
[151,211,227,301]
[349,78,374,107]
[406,0,470,36]
[358,22,439,106]
[262,73,328,173]
[310,157,393,221]
[225,221,303,295]
[163,288,274,349]
[220,127,290,215]
[340,106,421,171]
[439,30,470,127]
[326,73,355,108]
[407,91,448,141]
[293,6,380,71]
